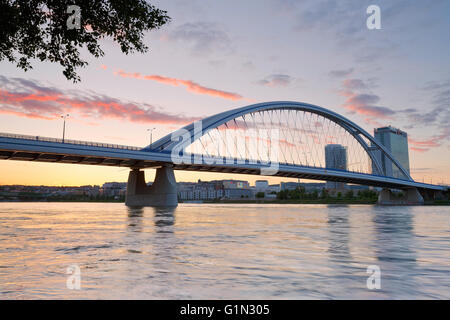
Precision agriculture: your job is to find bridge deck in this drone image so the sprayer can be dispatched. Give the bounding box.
[0,133,446,191]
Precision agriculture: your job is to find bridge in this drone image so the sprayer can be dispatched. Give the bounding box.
[0,101,447,206]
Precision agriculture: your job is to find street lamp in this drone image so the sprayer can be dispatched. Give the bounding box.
[61,114,69,142]
[147,127,156,149]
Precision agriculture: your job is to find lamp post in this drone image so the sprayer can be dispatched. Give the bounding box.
[61,114,69,143]
[147,127,156,149]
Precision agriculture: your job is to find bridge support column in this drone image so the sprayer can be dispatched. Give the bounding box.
[377,188,424,205]
[125,166,178,207]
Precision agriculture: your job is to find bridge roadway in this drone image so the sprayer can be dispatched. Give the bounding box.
[0,132,446,192]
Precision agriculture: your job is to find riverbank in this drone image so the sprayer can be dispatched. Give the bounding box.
[1,199,448,205]
[184,199,450,205]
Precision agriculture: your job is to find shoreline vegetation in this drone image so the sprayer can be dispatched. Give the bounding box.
[200,199,449,205]
[0,198,448,205]
[0,188,447,205]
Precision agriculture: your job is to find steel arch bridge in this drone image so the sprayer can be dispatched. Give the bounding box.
[0,101,446,206]
[150,101,411,181]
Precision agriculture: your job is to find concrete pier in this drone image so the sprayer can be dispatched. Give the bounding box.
[125,166,178,207]
[377,188,424,205]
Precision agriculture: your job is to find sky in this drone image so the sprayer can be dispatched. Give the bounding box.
[0,0,449,186]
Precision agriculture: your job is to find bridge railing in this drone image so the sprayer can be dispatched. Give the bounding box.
[0,132,142,151]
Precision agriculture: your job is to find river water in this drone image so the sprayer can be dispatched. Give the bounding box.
[0,203,449,299]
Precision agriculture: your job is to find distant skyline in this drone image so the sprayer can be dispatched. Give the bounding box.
[1,0,449,186]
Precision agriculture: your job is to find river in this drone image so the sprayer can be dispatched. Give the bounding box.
[0,203,449,299]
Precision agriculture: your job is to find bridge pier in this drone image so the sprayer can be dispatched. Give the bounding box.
[420,188,447,201]
[125,166,178,207]
[377,188,424,205]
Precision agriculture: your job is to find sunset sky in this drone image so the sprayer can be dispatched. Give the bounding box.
[0,0,449,186]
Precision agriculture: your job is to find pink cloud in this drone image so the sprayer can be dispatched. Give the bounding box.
[342,92,395,119]
[114,69,243,101]
[410,147,429,153]
[339,79,396,124]
[409,138,440,148]
[0,77,201,125]
[408,130,449,152]
[0,107,54,120]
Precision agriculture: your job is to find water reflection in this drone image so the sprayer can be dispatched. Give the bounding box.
[326,206,355,297]
[124,206,178,296]
[372,206,418,298]
[327,207,351,261]
[126,206,144,233]
[153,207,176,233]
[126,206,176,233]
[127,207,144,217]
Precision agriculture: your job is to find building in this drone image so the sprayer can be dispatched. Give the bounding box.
[219,180,252,199]
[255,180,269,192]
[101,182,126,197]
[280,182,301,191]
[372,126,410,178]
[252,182,279,198]
[177,179,251,201]
[221,180,249,190]
[266,184,280,193]
[300,182,326,192]
[325,144,347,190]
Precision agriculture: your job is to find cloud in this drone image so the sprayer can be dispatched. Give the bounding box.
[342,78,367,90]
[339,78,396,125]
[208,60,226,68]
[241,61,255,71]
[422,79,450,91]
[348,103,396,119]
[338,76,450,153]
[291,0,363,45]
[345,93,379,106]
[410,147,428,153]
[343,93,395,119]
[256,74,294,87]
[404,79,450,130]
[0,76,200,125]
[166,22,233,55]
[408,129,449,152]
[410,167,432,172]
[290,0,447,44]
[399,108,417,113]
[329,68,354,78]
[114,69,243,101]
[4,77,62,96]
[409,138,440,148]
[427,81,450,130]
[405,107,446,128]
